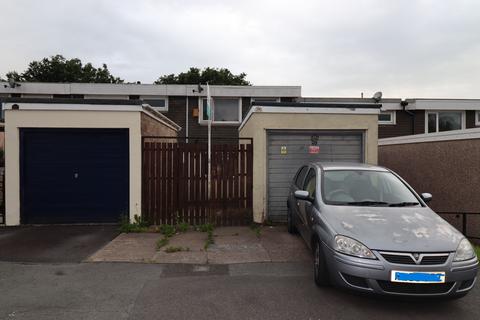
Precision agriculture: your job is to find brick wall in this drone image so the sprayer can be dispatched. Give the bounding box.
[379,137,480,238]
[141,113,178,137]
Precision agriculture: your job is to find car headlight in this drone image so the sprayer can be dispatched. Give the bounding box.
[334,235,376,259]
[454,238,476,262]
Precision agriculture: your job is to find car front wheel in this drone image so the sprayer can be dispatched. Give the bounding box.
[313,239,330,286]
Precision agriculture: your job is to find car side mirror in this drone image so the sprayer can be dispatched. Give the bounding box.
[294,190,312,201]
[421,193,432,203]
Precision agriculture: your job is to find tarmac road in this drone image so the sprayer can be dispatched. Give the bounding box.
[0,261,478,320]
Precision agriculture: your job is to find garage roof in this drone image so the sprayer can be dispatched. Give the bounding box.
[2,98,181,131]
[239,102,382,131]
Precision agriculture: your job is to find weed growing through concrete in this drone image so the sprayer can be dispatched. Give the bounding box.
[159,224,176,237]
[165,246,190,253]
[196,223,215,250]
[156,237,169,250]
[197,223,214,233]
[177,221,190,233]
[250,223,262,238]
[119,215,149,233]
[155,223,186,251]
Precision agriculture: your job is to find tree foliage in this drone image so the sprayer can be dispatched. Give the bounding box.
[4,55,123,83]
[155,67,251,85]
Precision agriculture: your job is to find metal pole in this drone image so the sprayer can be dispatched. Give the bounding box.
[185,89,189,143]
[207,83,212,200]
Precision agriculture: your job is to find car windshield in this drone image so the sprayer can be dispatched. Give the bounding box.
[322,170,420,207]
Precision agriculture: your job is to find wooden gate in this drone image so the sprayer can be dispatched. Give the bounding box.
[142,138,253,226]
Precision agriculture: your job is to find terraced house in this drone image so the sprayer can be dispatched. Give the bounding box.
[1,82,479,226]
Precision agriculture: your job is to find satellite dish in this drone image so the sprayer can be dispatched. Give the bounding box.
[372,91,382,102]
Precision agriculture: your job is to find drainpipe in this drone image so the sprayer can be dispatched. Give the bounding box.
[401,100,415,135]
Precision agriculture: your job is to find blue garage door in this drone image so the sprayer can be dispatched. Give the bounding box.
[20,129,129,224]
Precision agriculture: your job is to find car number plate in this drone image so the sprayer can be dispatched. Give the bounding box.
[391,270,446,283]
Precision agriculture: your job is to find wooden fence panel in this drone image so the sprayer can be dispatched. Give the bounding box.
[142,140,253,226]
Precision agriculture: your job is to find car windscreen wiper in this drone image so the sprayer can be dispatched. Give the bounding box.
[388,202,420,207]
[346,201,389,206]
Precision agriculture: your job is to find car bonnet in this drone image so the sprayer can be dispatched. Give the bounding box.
[321,205,463,252]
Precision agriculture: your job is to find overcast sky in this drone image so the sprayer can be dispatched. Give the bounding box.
[1,0,479,98]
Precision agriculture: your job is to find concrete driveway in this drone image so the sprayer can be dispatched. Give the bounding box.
[0,225,119,263]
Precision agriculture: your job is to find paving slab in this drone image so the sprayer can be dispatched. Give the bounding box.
[87,226,311,265]
[87,233,158,263]
[207,228,271,264]
[153,231,208,264]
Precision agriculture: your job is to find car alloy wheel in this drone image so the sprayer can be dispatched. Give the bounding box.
[313,240,330,286]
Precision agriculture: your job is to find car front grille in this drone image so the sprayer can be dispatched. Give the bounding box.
[420,255,449,265]
[381,253,416,265]
[377,281,454,294]
[380,252,449,265]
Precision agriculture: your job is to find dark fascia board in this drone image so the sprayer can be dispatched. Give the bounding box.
[0,97,144,105]
[300,97,401,103]
[251,101,382,109]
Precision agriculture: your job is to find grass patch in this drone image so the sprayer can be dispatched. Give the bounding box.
[474,245,480,259]
[119,215,149,233]
[165,246,190,253]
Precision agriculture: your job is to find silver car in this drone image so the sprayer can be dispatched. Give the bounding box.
[287,162,478,298]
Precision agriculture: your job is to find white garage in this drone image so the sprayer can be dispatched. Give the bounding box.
[238,103,380,223]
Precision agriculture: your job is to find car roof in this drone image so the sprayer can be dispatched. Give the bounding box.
[310,162,389,172]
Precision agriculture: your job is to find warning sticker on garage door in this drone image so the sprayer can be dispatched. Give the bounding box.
[308,146,320,154]
[280,146,287,155]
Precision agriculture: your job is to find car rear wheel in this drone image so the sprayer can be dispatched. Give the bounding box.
[287,206,297,234]
[313,239,330,286]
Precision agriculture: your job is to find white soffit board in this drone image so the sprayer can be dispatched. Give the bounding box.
[379,127,480,145]
[408,100,480,110]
